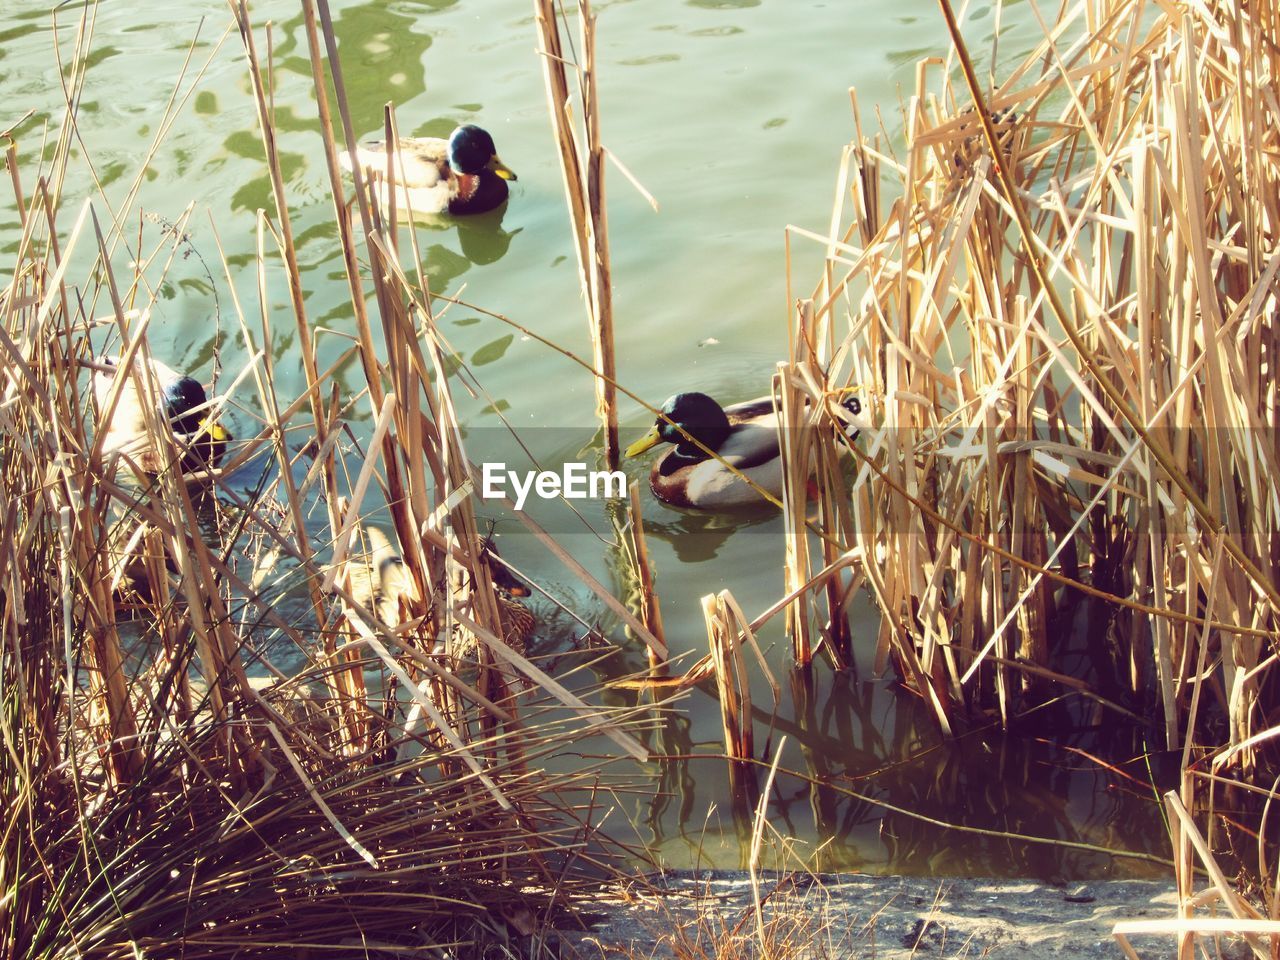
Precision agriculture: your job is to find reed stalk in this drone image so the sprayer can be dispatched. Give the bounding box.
[533,0,620,467]
[776,351,814,667]
[702,590,779,767]
[623,481,668,670]
[704,591,754,764]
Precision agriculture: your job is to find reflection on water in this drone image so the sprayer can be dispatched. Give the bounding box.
[457,204,522,264]
[642,508,775,563]
[628,662,1168,879]
[380,201,522,288]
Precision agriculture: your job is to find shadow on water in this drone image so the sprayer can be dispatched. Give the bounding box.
[456,204,522,265]
[394,201,523,285]
[324,3,431,120]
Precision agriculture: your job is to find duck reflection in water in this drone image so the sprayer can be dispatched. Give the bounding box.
[641,507,775,563]
[379,204,522,292]
[456,204,522,265]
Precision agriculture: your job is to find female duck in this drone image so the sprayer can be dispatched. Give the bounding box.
[94,356,230,474]
[341,525,534,652]
[342,124,517,215]
[626,391,861,510]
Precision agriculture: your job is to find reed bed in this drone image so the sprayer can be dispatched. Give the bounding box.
[757,0,1280,950]
[0,2,654,955]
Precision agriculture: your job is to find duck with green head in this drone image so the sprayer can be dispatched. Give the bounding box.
[626,391,861,510]
[340,525,534,652]
[342,124,517,215]
[94,356,231,474]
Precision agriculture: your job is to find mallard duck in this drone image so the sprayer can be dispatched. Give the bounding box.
[341,124,517,216]
[340,526,534,652]
[625,392,862,510]
[340,525,420,630]
[93,356,230,474]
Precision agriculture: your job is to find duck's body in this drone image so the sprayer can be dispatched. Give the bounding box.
[648,396,783,510]
[626,392,861,510]
[93,356,230,474]
[341,525,421,630]
[341,124,516,216]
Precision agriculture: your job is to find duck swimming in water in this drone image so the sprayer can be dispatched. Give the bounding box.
[93,356,230,474]
[340,525,534,653]
[341,124,517,216]
[625,391,861,510]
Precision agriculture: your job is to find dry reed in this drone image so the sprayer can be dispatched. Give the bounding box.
[534,0,621,468]
[623,481,668,671]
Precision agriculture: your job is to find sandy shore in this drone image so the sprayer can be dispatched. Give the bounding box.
[562,870,1224,959]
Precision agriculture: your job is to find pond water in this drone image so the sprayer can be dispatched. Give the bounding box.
[1,0,1169,879]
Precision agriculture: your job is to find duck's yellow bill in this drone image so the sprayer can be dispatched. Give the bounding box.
[202,419,231,444]
[625,426,662,458]
[487,155,517,181]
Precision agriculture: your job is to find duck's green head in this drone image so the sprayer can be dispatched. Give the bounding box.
[164,376,230,469]
[163,376,211,435]
[448,124,517,181]
[625,392,731,460]
[481,537,531,598]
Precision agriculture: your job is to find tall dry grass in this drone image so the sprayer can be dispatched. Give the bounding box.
[13,0,1280,955]
[0,1,654,955]
[746,0,1280,952]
